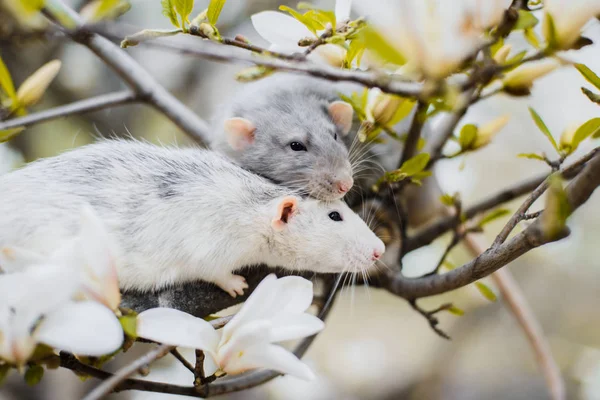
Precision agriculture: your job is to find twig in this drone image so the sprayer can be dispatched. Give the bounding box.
[379,150,600,299]
[170,349,195,374]
[42,1,210,146]
[463,235,565,400]
[0,91,136,131]
[194,350,206,386]
[398,100,428,168]
[82,344,174,400]
[406,147,599,252]
[303,26,333,56]
[408,300,452,339]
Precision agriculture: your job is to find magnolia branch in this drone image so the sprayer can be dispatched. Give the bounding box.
[0,91,136,131]
[382,149,600,299]
[41,2,210,146]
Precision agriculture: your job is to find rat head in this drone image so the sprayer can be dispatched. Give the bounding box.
[222,100,355,201]
[267,196,385,274]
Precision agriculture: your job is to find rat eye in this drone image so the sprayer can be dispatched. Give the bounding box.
[334,133,338,141]
[289,142,307,151]
[328,211,343,222]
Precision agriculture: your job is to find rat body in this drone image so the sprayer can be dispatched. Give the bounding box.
[210,74,357,201]
[0,140,384,296]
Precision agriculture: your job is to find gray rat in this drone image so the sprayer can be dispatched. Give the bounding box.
[210,73,356,201]
[0,140,385,297]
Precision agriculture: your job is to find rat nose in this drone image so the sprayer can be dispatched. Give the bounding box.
[372,250,382,261]
[336,178,354,194]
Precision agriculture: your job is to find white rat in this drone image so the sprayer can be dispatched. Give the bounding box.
[0,140,385,296]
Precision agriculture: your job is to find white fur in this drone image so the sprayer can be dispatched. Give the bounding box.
[0,140,384,293]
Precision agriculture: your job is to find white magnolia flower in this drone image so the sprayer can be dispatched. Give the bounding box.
[137,274,324,380]
[0,264,123,365]
[251,0,351,55]
[353,0,511,79]
[543,0,600,50]
[0,205,121,310]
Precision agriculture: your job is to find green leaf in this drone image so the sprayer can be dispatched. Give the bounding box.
[458,124,478,150]
[0,55,16,102]
[279,6,319,35]
[344,39,365,68]
[17,0,45,13]
[479,208,510,226]
[581,87,600,105]
[439,193,456,206]
[514,10,538,30]
[0,364,11,385]
[475,282,497,302]
[524,28,541,49]
[545,13,559,49]
[207,0,226,25]
[389,99,416,126]
[161,0,180,28]
[0,127,25,143]
[529,107,559,153]
[446,305,464,316]
[24,365,44,386]
[575,64,600,91]
[173,0,194,26]
[572,118,600,150]
[518,152,546,161]
[358,25,405,66]
[119,315,137,338]
[399,153,430,176]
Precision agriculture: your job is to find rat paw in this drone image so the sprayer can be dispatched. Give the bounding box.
[216,274,249,298]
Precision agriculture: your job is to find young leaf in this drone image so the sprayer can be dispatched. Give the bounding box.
[235,66,275,82]
[529,107,559,153]
[399,153,430,176]
[358,25,405,66]
[279,6,319,35]
[524,28,541,49]
[207,0,226,25]
[24,365,44,386]
[446,305,465,316]
[572,118,600,150]
[173,0,194,26]
[544,12,558,49]
[0,55,16,101]
[161,0,180,28]
[17,0,45,13]
[439,193,456,206]
[514,10,538,30]
[121,29,182,48]
[475,282,497,302]
[479,208,510,227]
[458,124,478,150]
[0,127,25,143]
[575,64,600,90]
[518,152,546,161]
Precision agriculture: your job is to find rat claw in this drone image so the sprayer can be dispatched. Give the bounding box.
[216,274,248,297]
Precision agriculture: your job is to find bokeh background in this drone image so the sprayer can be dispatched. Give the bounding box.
[0,1,599,399]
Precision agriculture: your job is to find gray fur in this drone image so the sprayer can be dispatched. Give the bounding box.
[210,74,357,201]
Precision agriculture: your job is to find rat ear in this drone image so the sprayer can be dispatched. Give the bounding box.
[271,196,299,232]
[328,101,354,136]
[224,117,256,151]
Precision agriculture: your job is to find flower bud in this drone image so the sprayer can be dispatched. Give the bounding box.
[543,3,600,50]
[502,59,559,92]
[493,44,512,64]
[559,122,579,149]
[312,44,347,68]
[191,9,208,27]
[366,89,403,126]
[16,60,61,108]
[199,22,219,40]
[474,115,510,148]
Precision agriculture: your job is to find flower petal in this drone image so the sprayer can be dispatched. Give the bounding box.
[35,301,123,356]
[269,313,324,343]
[270,276,314,314]
[224,343,315,381]
[137,308,219,353]
[251,11,311,52]
[335,0,352,22]
[0,246,45,273]
[218,320,271,368]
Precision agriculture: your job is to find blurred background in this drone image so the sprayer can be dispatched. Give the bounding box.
[0,0,599,399]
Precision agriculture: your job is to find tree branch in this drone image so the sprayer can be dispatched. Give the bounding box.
[42,1,210,146]
[0,91,136,131]
[379,150,600,299]
[405,147,599,252]
[398,100,428,168]
[82,344,174,400]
